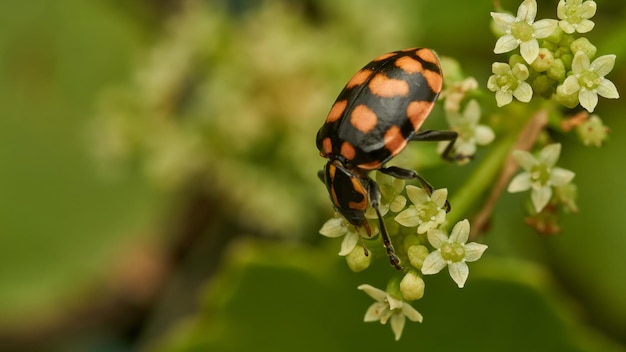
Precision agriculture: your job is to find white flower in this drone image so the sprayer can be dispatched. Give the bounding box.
[441,99,495,157]
[508,143,576,212]
[358,284,423,340]
[491,0,559,63]
[319,215,360,256]
[487,62,533,107]
[394,186,447,234]
[557,0,597,34]
[421,219,488,288]
[559,52,619,112]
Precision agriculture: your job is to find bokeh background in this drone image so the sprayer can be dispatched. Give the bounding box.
[1,0,625,351]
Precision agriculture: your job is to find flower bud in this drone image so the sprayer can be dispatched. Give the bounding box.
[400,271,425,301]
[555,84,579,108]
[547,58,566,81]
[346,245,371,272]
[532,74,556,99]
[407,245,429,269]
[530,48,554,72]
[570,37,597,59]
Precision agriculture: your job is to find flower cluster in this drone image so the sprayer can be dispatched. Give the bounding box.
[320,173,488,339]
[489,0,618,112]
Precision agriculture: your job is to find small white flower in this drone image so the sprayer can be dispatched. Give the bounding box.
[491,0,558,63]
[421,219,488,288]
[319,215,360,256]
[508,143,576,212]
[394,186,448,234]
[557,0,597,34]
[559,52,619,112]
[441,99,495,156]
[358,284,423,340]
[487,62,533,107]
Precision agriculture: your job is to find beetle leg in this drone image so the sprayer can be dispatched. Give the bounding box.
[366,178,403,271]
[379,166,450,212]
[410,129,472,162]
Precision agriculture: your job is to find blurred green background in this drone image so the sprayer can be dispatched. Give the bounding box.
[1,0,625,351]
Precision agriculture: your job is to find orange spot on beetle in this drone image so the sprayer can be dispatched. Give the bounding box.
[358,160,383,170]
[348,177,368,210]
[346,69,373,89]
[394,56,423,74]
[369,73,409,98]
[415,48,439,66]
[350,105,378,134]
[322,137,332,156]
[340,141,356,160]
[326,100,347,123]
[406,101,434,131]
[383,125,407,155]
[423,70,443,94]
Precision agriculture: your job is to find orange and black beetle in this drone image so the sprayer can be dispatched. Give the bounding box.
[316,48,460,270]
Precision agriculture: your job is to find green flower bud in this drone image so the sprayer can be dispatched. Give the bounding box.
[560,53,573,69]
[508,54,526,68]
[407,245,429,269]
[532,74,556,99]
[544,26,564,45]
[346,245,371,272]
[555,84,579,108]
[530,48,554,72]
[547,58,566,81]
[570,37,597,59]
[400,271,425,301]
[403,234,421,249]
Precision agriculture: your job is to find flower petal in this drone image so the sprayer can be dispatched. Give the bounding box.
[517,0,537,23]
[402,304,423,322]
[364,302,386,322]
[338,231,359,256]
[561,75,580,95]
[550,167,575,186]
[448,261,470,288]
[464,242,488,262]
[494,35,519,54]
[513,81,533,102]
[512,149,536,170]
[430,188,448,208]
[464,99,481,123]
[580,1,597,18]
[319,218,347,238]
[538,143,561,167]
[532,19,558,38]
[421,251,447,275]
[491,12,516,30]
[390,313,406,341]
[475,125,495,145]
[394,207,420,227]
[449,219,470,244]
[556,0,566,19]
[531,185,552,212]
[597,79,619,99]
[406,185,429,206]
[571,51,590,74]
[495,91,513,107]
[559,21,575,34]
[492,62,512,75]
[579,88,598,112]
[387,294,404,311]
[508,172,532,193]
[358,284,387,301]
[575,19,595,33]
[520,39,539,64]
[426,229,448,249]
[590,55,616,77]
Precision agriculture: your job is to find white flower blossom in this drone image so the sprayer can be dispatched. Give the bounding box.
[491,0,558,63]
[394,186,447,234]
[487,62,533,107]
[319,215,360,256]
[440,99,495,157]
[358,284,423,340]
[559,52,619,112]
[557,0,597,34]
[508,143,576,212]
[421,220,488,288]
